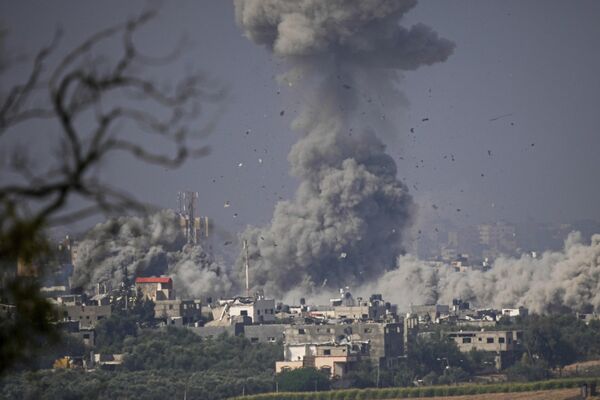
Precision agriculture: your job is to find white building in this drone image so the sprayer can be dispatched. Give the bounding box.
[211,295,276,324]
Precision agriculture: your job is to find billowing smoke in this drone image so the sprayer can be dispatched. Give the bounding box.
[234,0,454,295]
[72,210,233,298]
[361,232,600,313]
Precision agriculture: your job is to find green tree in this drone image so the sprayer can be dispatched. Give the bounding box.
[276,368,330,392]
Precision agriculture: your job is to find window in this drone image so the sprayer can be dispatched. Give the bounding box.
[364,328,372,333]
[251,337,259,343]
[508,338,512,344]
[499,337,505,343]
[86,315,90,319]
[324,349,331,355]
[478,337,482,341]
[462,337,471,343]
[83,333,90,339]
[257,310,261,315]
[298,328,305,334]
[487,337,494,343]
[169,305,173,310]
[240,310,248,316]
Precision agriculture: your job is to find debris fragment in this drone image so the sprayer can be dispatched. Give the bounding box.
[224,241,232,246]
[487,150,492,156]
[432,204,438,210]
[342,84,352,90]
[340,252,347,259]
[422,117,429,122]
[258,158,263,164]
[489,112,513,122]
[237,162,243,167]
[280,110,285,116]
[224,201,230,208]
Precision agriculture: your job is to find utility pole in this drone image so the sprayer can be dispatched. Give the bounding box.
[243,240,250,297]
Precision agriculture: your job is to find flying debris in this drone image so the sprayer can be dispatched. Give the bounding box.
[280,110,285,116]
[224,201,230,208]
[237,162,243,167]
[487,150,492,156]
[432,204,438,210]
[258,158,263,164]
[234,0,454,295]
[342,84,352,90]
[340,252,347,259]
[421,117,429,122]
[489,112,513,122]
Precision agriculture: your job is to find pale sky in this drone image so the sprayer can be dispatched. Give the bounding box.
[2,0,600,239]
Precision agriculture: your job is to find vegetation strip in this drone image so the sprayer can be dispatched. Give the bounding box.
[232,377,600,399]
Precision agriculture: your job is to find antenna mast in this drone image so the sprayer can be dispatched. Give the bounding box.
[243,240,250,297]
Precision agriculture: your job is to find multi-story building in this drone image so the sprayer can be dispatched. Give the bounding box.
[446,330,522,369]
[276,343,361,378]
[283,322,405,367]
[154,299,202,325]
[59,304,112,329]
[135,276,174,301]
[210,295,276,324]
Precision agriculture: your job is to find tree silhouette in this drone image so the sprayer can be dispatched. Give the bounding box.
[0,9,223,374]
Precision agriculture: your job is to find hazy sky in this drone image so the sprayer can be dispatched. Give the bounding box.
[2,0,600,237]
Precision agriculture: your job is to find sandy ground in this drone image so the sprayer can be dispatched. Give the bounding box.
[405,388,584,400]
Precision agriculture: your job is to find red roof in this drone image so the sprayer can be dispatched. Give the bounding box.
[135,276,172,284]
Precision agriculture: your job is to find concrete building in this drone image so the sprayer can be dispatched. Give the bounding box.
[283,322,404,366]
[154,299,202,325]
[276,343,361,378]
[501,307,529,318]
[60,304,111,329]
[410,304,450,323]
[446,330,522,369]
[210,295,276,324]
[135,276,174,301]
[329,290,397,322]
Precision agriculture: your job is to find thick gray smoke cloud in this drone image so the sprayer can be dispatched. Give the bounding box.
[362,232,600,313]
[234,0,454,295]
[72,210,232,298]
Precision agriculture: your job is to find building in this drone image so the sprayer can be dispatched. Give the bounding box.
[329,289,397,322]
[135,276,174,301]
[154,299,202,325]
[446,330,522,369]
[276,343,361,378]
[283,322,405,367]
[410,304,450,323]
[60,304,112,329]
[210,295,276,324]
[501,307,529,318]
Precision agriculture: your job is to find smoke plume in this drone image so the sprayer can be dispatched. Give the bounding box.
[72,210,232,298]
[234,0,454,295]
[361,232,600,313]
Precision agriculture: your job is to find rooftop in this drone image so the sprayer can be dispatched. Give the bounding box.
[135,276,172,284]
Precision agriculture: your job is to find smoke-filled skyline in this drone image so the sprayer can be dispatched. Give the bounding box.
[234,0,453,295]
[72,210,232,299]
[5,0,600,314]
